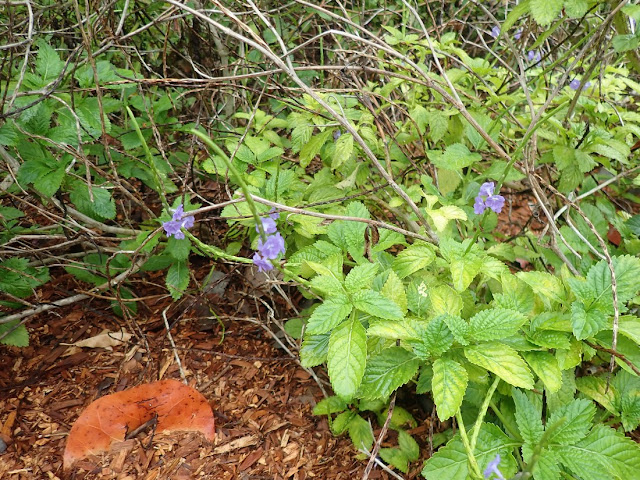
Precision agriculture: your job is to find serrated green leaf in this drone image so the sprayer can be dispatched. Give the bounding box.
[166,260,189,300]
[468,308,528,341]
[166,236,191,261]
[379,448,410,473]
[422,424,518,480]
[430,284,463,316]
[523,351,562,393]
[373,228,405,252]
[513,389,544,445]
[381,270,408,314]
[427,205,467,232]
[571,301,607,340]
[517,271,565,305]
[331,410,356,435]
[313,396,347,415]
[309,273,344,296]
[564,0,589,18]
[327,202,369,260]
[556,425,640,479]
[547,398,595,446]
[332,132,354,169]
[348,414,374,452]
[432,358,468,421]
[530,0,562,26]
[430,143,481,170]
[392,244,435,279]
[0,321,29,347]
[576,376,616,413]
[414,315,454,358]
[464,343,534,389]
[398,429,420,461]
[299,129,332,167]
[440,239,484,292]
[442,314,469,345]
[359,346,419,400]
[345,262,379,293]
[18,158,66,197]
[352,289,403,320]
[300,331,330,367]
[306,296,353,335]
[328,315,367,400]
[70,185,117,220]
[35,40,64,80]
[587,255,640,306]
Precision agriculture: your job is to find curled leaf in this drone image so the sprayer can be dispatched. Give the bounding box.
[63,379,215,470]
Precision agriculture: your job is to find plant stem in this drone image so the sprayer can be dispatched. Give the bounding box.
[455,409,483,479]
[470,375,501,453]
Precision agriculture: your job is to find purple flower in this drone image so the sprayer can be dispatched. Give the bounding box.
[569,79,592,90]
[514,30,522,40]
[256,216,278,235]
[484,454,505,480]
[163,203,194,239]
[333,130,342,141]
[527,50,541,62]
[253,252,273,272]
[474,182,505,214]
[490,26,500,38]
[258,232,286,259]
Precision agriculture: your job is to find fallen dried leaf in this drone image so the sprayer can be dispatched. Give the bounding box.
[63,379,215,470]
[63,330,132,350]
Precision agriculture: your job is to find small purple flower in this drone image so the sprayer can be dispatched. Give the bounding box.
[253,252,273,272]
[474,182,505,214]
[490,26,500,38]
[163,203,194,239]
[569,79,592,90]
[514,30,522,40]
[256,216,278,235]
[484,454,505,480]
[258,232,286,259]
[527,50,541,62]
[333,130,342,141]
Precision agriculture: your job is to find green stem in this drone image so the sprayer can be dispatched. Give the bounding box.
[489,400,522,441]
[185,231,252,264]
[126,106,168,210]
[455,409,483,479]
[470,375,501,453]
[191,129,267,241]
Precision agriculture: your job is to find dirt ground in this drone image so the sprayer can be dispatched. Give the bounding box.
[0,257,434,480]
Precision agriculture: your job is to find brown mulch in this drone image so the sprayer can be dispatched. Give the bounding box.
[0,261,428,480]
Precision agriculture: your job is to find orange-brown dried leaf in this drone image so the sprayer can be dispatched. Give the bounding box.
[63,379,215,470]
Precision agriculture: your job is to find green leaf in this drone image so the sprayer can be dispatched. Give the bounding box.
[522,351,562,393]
[427,205,467,232]
[392,244,435,279]
[373,229,405,252]
[309,273,344,296]
[587,255,640,306]
[464,343,534,389]
[166,260,189,300]
[306,296,353,335]
[381,270,408,314]
[546,398,595,446]
[429,143,481,170]
[328,315,367,400]
[0,258,49,297]
[529,0,562,26]
[70,185,117,220]
[166,236,191,261]
[352,289,404,320]
[512,389,544,445]
[430,285,463,317]
[428,110,449,143]
[422,424,518,480]
[332,132,354,169]
[432,358,468,421]
[442,314,469,345]
[331,410,355,435]
[299,129,332,167]
[379,448,410,473]
[300,331,330,367]
[440,239,484,292]
[571,301,607,340]
[35,40,64,80]
[0,121,18,146]
[556,425,640,479]
[516,271,565,305]
[327,202,369,260]
[564,0,589,18]
[576,376,616,413]
[359,346,420,400]
[414,315,454,358]
[468,308,527,341]
[313,396,347,415]
[398,429,420,461]
[0,321,29,347]
[18,158,66,197]
[345,262,379,293]
[613,34,639,53]
[347,414,374,452]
